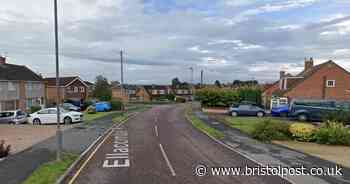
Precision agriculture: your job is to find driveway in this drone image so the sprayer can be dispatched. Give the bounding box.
[65,104,288,184]
[0,124,73,154]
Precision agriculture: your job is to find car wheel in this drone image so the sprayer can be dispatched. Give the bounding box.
[257,112,264,117]
[33,118,41,125]
[8,121,15,125]
[64,117,72,124]
[298,114,308,121]
[231,111,238,117]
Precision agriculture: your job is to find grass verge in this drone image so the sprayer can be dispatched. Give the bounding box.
[185,107,224,140]
[22,153,78,184]
[84,111,120,123]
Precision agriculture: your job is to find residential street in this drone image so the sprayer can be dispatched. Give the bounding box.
[67,105,289,184]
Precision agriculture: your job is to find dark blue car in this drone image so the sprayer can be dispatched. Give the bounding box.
[271,105,289,117]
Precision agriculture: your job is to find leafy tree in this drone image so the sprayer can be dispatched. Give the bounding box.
[172,78,181,88]
[93,75,112,101]
[214,80,221,88]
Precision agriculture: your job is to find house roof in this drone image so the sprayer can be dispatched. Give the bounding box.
[0,63,43,81]
[84,81,94,86]
[273,60,349,96]
[143,85,169,96]
[45,76,88,87]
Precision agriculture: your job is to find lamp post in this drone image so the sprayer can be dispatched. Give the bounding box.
[53,0,62,161]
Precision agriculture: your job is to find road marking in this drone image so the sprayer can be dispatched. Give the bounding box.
[68,127,115,184]
[103,127,130,168]
[155,125,159,137]
[159,143,176,176]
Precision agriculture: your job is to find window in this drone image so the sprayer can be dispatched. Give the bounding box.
[152,90,158,95]
[38,109,49,114]
[79,86,85,92]
[326,80,335,87]
[159,90,165,94]
[49,109,57,114]
[8,82,16,91]
[74,86,79,92]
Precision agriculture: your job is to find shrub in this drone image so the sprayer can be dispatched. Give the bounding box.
[289,123,317,142]
[86,106,96,114]
[0,140,11,158]
[323,110,350,124]
[251,119,291,142]
[314,121,350,146]
[30,106,42,113]
[195,88,240,107]
[175,96,186,103]
[110,100,124,111]
[166,94,175,101]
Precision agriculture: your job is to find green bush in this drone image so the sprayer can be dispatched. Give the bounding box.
[166,94,176,101]
[289,123,317,142]
[251,119,291,142]
[0,140,11,158]
[323,110,350,124]
[175,96,186,103]
[238,87,262,106]
[314,121,350,146]
[110,100,124,111]
[195,88,240,107]
[30,106,42,113]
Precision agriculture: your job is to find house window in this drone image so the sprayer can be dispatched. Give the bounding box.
[74,86,78,92]
[79,86,85,92]
[8,82,16,91]
[159,90,165,94]
[152,90,158,95]
[326,80,335,88]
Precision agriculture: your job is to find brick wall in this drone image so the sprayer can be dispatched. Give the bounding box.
[286,62,350,100]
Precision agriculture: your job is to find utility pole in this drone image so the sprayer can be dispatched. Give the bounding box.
[120,50,124,95]
[200,70,203,88]
[53,0,62,161]
[189,67,194,101]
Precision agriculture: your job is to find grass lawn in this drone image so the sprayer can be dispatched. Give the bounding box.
[22,153,78,184]
[112,113,128,124]
[186,108,224,140]
[84,111,120,123]
[273,140,350,168]
[224,117,296,135]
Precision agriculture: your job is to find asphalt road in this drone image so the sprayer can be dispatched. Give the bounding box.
[67,105,289,184]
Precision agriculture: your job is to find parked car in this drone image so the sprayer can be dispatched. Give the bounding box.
[289,100,339,121]
[229,104,265,117]
[62,103,81,112]
[29,108,83,125]
[271,105,289,117]
[95,102,112,112]
[0,110,27,124]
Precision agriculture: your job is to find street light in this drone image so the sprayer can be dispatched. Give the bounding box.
[53,0,62,161]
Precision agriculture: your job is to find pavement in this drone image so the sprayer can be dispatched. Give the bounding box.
[194,108,350,184]
[0,113,117,184]
[65,104,288,184]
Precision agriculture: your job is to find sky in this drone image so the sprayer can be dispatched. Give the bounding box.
[1,0,350,84]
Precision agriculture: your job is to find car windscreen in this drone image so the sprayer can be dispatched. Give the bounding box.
[0,112,15,118]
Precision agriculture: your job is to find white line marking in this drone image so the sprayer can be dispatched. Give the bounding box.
[155,125,159,137]
[159,143,176,176]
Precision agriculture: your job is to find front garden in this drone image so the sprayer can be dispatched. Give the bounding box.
[224,116,350,167]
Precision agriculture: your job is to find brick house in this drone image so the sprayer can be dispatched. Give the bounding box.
[136,85,171,102]
[263,58,350,108]
[112,85,139,102]
[0,56,46,111]
[171,86,193,100]
[45,76,88,105]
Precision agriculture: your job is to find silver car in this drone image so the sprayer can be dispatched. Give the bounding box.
[0,110,28,124]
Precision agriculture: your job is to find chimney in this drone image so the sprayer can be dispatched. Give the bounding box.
[280,71,286,79]
[304,57,314,71]
[0,56,6,65]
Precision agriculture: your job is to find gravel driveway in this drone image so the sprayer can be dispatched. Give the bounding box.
[0,124,73,154]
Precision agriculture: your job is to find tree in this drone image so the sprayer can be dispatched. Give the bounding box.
[93,75,112,101]
[172,77,181,88]
[214,80,221,88]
